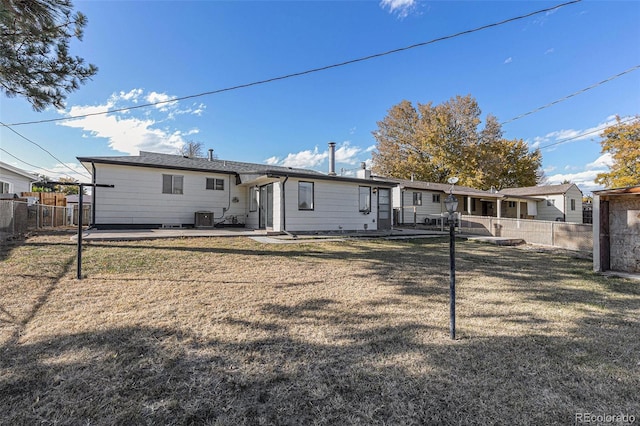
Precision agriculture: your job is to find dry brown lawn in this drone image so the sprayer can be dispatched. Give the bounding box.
[1,231,638,425]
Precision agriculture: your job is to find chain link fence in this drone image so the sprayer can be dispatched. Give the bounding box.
[1,200,91,241]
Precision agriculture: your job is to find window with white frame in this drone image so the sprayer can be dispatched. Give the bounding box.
[432,194,440,203]
[162,174,183,194]
[0,181,9,194]
[546,199,555,206]
[359,186,371,212]
[508,201,517,208]
[298,181,314,210]
[570,199,576,211]
[206,177,225,191]
[413,192,422,206]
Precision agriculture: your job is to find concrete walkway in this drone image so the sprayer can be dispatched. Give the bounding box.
[77,227,450,243]
[465,236,526,246]
[76,226,536,247]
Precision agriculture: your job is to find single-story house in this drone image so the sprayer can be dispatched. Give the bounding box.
[593,185,640,274]
[0,161,39,195]
[498,183,584,223]
[77,145,396,232]
[380,178,498,225]
[381,178,584,225]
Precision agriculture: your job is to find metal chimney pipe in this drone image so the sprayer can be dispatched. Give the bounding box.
[328,142,336,176]
[208,149,214,161]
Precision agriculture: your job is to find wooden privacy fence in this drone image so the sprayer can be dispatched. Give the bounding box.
[21,192,67,206]
[459,215,593,252]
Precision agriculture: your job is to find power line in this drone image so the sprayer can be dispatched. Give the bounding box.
[537,116,638,150]
[0,147,81,178]
[3,0,582,127]
[0,121,91,179]
[503,64,640,125]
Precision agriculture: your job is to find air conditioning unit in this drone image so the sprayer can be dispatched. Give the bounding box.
[194,211,214,228]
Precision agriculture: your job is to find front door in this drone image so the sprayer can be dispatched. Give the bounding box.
[259,183,273,229]
[377,188,391,230]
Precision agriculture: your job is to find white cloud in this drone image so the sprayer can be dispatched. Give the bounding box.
[531,115,627,194]
[263,142,372,172]
[264,156,280,166]
[380,0,416,18]
[279,147,328,169]
[114,89,143,102]
[504,57,513,64]
[27,162,91,182]
[532,115,622,150]
[335,142,362,164]
[586,153,613,170]
[146,91,178,111]
[58,89,203,155]
[546,169,606,194]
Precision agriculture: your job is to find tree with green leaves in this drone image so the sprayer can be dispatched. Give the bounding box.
[595,116,640,188]
[32,175,83,194]
[0,0,97,111]
[371,95,542,190]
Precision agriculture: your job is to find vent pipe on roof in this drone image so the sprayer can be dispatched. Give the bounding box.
[328,142,336,176]
[357,161,371,180]
[208,149,214,161]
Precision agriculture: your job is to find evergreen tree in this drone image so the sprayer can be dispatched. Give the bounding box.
[1,0,97,111]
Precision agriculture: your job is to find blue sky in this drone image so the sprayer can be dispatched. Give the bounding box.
[1,0,639,195]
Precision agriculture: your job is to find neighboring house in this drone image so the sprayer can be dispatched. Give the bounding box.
[383,178,583,224]
[0,161,39,195]
[499,183,584,223]
[593,185,640,274]
[65,194,93,205]
[77,147,396,232]
[382,178,497,225]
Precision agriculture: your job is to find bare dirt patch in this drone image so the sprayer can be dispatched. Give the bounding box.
[1,233,638,425]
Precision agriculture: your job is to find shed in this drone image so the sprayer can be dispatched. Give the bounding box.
[593,185,640,274]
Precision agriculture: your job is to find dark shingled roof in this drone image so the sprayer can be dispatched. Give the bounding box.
[499,183,578,197]
[77,151,326,176]
[77,151,398,186]
[378,177,496,197]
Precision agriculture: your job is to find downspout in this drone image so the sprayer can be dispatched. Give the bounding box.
[400,187,405,225]
[281,175,294,237]
[91,162,96,227]
[214,175,233,223]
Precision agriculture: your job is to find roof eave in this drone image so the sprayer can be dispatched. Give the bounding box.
[77,157,239,176]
